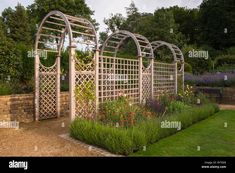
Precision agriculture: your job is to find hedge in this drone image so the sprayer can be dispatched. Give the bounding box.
[70,104,219,155]
[215,55,235,68]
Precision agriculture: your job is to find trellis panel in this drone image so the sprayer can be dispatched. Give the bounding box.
[38,63,57,120]
[142,66,152,103]
[74,59,96,119]
[98,56,140,104]
[153,62,176,97]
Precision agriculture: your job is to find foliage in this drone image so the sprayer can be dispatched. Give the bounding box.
[0,29,22,81]
[75,81,95,102]
[199,0,235,49]
[185,72,235,87]
[215,64,235,73]
[184,62,192,73]
[28,0,97,27]
[104,13,125,32]
[182,44,212,74]
[177,84,195,104]
[70,118,147,155]
[195,92,211,105]
[100,96,153,127]
[146,99,165,116]
[226,47,235,55]
[214,55,235,68]
[158,92,175,107]
[2,3,33,45]
[0,82,12,95]
[70,103,219,155]
[167,101,191,113]
[101,2,186,47]
[168,6,199,45]
[157,104,219,139]
[0,0,97,95]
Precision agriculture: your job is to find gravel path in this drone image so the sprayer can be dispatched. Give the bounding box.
[0,117,103,156]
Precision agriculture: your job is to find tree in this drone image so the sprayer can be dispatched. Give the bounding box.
[102,2,186,56]
[199,0,235,49]
[0,18,22,81]
[2,3,33,45]
[104,13,125,32]
[99,31,108,45]
[168,6,199,45]
[27,0,98,28]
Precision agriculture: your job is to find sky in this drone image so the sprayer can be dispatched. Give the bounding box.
[0,0,203,32]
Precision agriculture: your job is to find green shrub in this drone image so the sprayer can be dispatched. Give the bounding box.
[135,119,160,144]
[167,101,191,113]
[70,104,219,155]
[195,92,211,105]
[177,84,195,104]
[0,82,12,95]
[215,64,235,72]
[100,96,129,123]
[70,118,147,155]
[215,55,235,68]
[100,96,151,127]
[184,62,193,73]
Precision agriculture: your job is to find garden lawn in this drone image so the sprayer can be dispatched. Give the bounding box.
[132,110,235,156]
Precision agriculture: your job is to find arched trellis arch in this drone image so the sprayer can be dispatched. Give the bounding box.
[101,30,154,58]
[151,41,184,70]
[151,41,184,96]
[99,30,154,104]
[35,10,99,121]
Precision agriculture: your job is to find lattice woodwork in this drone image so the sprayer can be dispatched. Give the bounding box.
[99,56,139,104]
[74,58,96,119]
[142,66,152,103]
[38,63,57,120]
[153,62,176,98]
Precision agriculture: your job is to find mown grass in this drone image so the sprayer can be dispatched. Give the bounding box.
[132,110,235,156]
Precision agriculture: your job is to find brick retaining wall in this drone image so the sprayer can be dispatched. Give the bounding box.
[0,92,69,123]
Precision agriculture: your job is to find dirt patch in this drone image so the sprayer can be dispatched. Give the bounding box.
[0,117,103,156]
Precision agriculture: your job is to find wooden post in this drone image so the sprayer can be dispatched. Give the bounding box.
[151,58,154,99]
[35,53,40,121]
[174,62,178,95]
[69,41,76,122]
[139,56,143,104]
[95,49,99,118]
[182,63,185,93]
[56,56,61,118]
[100,55,104,103]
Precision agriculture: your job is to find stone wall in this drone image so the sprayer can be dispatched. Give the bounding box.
[0,92,69,123]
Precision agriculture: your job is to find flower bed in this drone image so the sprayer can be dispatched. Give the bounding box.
[70,104,219,155]
[70,89,219,155]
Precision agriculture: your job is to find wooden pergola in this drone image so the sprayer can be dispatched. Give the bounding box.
[35,11,184,121]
